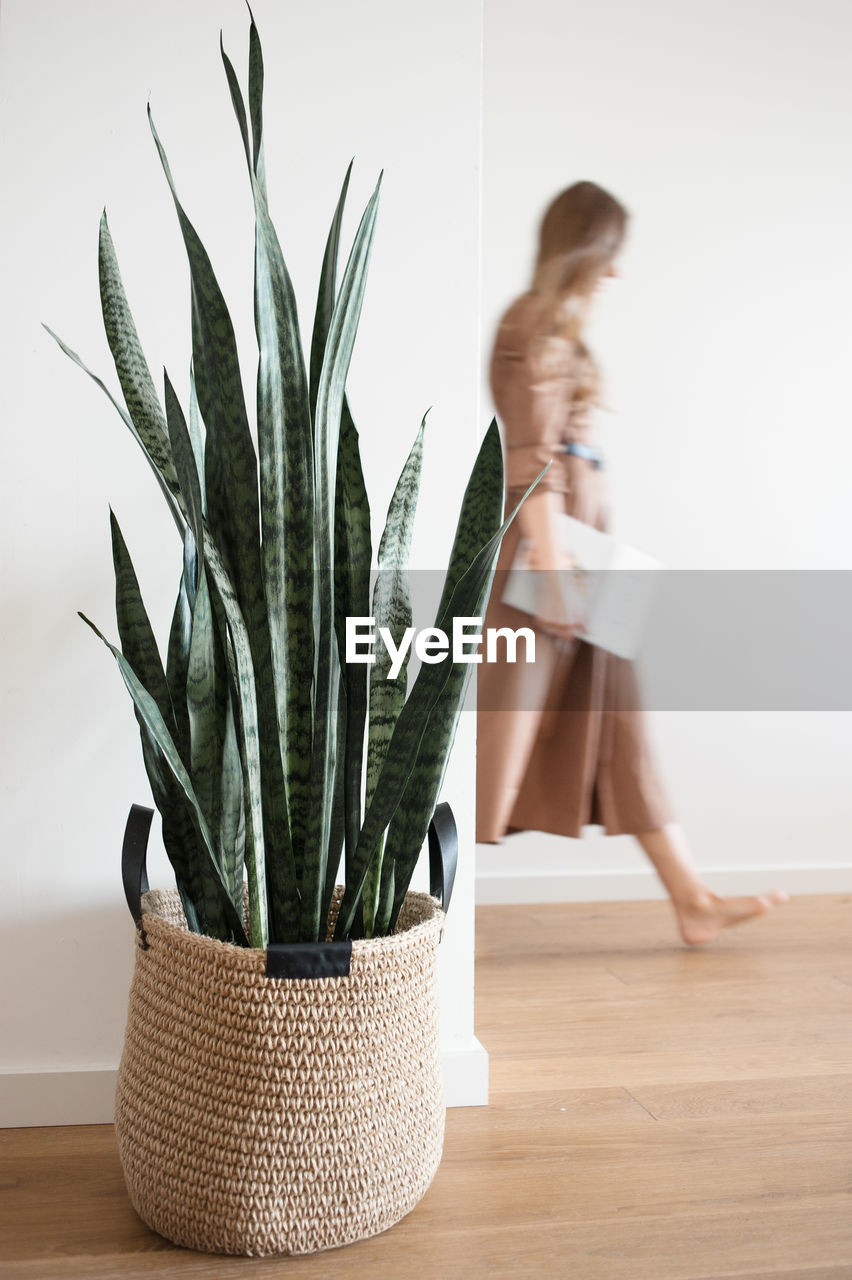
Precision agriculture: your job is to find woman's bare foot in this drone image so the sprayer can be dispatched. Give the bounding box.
[674,889,790,946]
[634,825,790,945]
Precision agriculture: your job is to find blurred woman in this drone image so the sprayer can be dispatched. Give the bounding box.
[476,181,787,944]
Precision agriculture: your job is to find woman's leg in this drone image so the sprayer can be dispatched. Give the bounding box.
[635,824,789,945]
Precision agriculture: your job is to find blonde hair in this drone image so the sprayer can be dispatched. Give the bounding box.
[529,181,629,408]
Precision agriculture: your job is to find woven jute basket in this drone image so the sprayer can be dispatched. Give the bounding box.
[114,806,455,1258]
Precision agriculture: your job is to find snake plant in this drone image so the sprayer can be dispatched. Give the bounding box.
[49,15,541,947]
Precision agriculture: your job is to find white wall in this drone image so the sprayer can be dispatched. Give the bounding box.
[478,0,852,903]
[0,0,487,1123]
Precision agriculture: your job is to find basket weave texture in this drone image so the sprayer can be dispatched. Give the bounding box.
[114,886,446,1257]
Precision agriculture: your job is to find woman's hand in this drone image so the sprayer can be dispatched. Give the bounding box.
[525,549,587,640]
[531,567,588,640]
[518,491,588,639]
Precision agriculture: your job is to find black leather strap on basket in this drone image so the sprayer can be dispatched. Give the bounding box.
[428,801,458,914]
[122,804,154,949]
[266,940,353,980]
[121,799,459,967]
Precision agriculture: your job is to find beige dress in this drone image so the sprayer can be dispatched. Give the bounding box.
[476,293,673,842]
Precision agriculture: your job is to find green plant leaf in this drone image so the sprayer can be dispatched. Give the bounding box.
[165,529,195,752]
[382,671,470,932]
[322,676,348,927]
[304,174,381,942]
[309,161,362,934]
[147,109,259,622]
[333,400,372,885]
[247,7,266,196]
[220,35,251,168]
[44,325,184,536]
[203,538,275,948]
[379,422,508,926]
[309,160,353,426]
[149,104,295,942]
[188,360,205,511]
[222,38,316,871]
[109,511,219,932]
[136,725,202,934]
[303,630,343,942]
[334,454,550,940]
[374,848,396,936]
[219,686,246,901]
[433,419,507,626]
[186,568,226,871]
[110,510,177,736]
[308,162,350,931]
[79,611,247,945]
[312,161,367,907]
[163,370,205,582]
[361,417,426,933]
[98,213,180,494]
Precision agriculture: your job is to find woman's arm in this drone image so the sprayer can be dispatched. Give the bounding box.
[517,488,567,572]
[491,307,584,637]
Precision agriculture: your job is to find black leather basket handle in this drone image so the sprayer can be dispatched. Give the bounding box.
[428,801,458,914]
[121,799,459,954]
[122,804,154,948]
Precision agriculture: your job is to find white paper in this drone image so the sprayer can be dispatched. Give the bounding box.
[501,514,663,659]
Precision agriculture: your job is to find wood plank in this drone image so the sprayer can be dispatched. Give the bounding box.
[2,894,852,1279]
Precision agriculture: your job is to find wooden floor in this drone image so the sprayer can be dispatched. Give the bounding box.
[3,895,852,1280]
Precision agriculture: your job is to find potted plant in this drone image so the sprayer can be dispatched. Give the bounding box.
[49,13,541,1258]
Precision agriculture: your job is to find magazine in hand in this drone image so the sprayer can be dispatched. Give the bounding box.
[501,513,663,659]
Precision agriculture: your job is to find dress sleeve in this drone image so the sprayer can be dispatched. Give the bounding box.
[489,318,578,495]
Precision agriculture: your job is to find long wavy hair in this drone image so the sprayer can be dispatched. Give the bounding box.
[529,180,629,408]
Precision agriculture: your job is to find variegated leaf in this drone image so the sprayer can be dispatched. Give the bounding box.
[361,418,425,933]
[79,611,247,945]
[150,105,295,943]
[44,325,184,535]
[98,213,180,497]
[334,453,550,939]
[304,176,381,941]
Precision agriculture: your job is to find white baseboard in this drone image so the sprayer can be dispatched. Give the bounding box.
[0,1069,118,1129]
[477,863,852,905]
[441,1037,489,1108]
[0,1040,489,1128]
